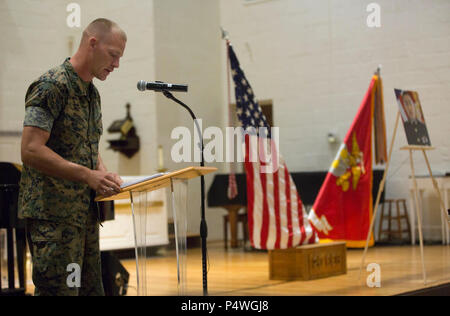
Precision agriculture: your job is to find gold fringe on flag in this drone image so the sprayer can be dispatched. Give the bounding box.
[373,74,388,164]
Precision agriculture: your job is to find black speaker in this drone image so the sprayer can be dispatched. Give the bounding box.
[98,200,115,222]
[101,251,129,296]
[0,163,22,229]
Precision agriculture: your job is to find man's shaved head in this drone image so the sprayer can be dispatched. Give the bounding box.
[71,18,127,82]
[81,18,127,44]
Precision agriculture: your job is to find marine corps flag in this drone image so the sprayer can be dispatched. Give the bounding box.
[309,75,386,248]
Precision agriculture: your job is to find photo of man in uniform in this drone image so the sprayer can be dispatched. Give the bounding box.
[395,89,431,146]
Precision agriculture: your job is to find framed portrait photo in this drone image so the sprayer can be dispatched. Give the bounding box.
[395,89,431,146]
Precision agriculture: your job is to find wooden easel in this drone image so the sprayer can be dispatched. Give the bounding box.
[359,112,450,285]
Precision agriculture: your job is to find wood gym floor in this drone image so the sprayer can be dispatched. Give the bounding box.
[119,242,450,296]
[14,241,449,296]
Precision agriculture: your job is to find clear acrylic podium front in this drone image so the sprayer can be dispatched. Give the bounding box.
[131,178,187,296]
[95,167,216,296]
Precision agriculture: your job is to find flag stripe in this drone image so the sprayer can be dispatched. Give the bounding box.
[284,165,293,248]
[265,171,277,249]
[251,160,263,249]
[278,163,288,249]
[245,137,255,248]
[259,169,269,248]
[290,180,300,246]
[273,169,281,249]
[298,196,307,245]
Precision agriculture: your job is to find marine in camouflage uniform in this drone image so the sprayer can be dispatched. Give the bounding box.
[19,58,104,296]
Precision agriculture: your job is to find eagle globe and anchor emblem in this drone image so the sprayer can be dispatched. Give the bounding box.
[309,132,365,235]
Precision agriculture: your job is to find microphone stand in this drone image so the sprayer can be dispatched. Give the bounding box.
[161,90,208,296]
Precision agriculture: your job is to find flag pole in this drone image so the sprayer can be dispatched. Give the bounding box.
[222,27,239,200]
[359,66,394,279]
[359,107,401,280]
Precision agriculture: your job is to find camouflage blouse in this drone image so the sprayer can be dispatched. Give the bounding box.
[19,58,103,228]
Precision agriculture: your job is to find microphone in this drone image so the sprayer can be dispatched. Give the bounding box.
[137,80,188,92]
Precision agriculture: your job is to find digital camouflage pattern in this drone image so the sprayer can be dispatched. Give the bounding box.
[20,58,105,296]
[19,58,103,228]
[27,214,104,296]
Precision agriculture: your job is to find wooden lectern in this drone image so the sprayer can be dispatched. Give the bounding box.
[96,166,217,296]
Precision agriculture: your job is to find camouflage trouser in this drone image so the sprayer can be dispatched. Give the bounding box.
[27,215,105,296]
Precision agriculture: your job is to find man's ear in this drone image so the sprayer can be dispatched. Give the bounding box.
[88,37,98,49]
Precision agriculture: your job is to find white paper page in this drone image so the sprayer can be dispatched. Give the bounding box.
[120,172,168,189]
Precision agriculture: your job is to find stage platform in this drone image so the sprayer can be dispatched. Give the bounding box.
[118,242,449,296]
[19,242,449,296]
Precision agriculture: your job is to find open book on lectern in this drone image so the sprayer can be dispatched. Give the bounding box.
[120,172,169,189]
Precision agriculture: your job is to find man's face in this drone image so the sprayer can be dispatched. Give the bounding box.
[403,94,416,121]
[90,30,126,81]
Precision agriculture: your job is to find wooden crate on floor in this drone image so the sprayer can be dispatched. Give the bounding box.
[269,242,347,281]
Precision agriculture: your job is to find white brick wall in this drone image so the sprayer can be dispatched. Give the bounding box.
[0,1,57,122]
[0,0,67,163]
[153,0,225,239]
[0,0,158,176]
[73,0,158,176]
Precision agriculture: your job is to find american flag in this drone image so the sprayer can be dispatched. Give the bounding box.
[228,43,318,249]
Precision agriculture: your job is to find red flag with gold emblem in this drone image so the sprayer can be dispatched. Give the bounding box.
[308,75,385,248]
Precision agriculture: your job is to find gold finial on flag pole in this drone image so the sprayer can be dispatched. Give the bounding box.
[375,64,382,76]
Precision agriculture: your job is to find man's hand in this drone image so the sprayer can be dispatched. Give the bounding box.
[87,170,123,197]
[22,126,123,198]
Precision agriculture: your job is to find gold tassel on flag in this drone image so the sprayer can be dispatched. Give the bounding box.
[373,68,388,164]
